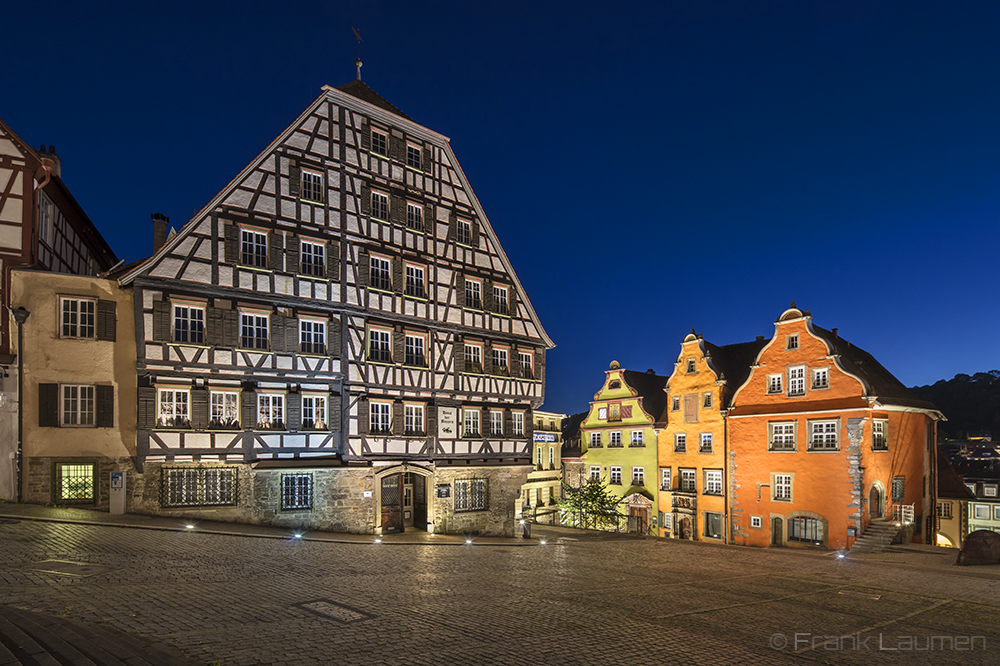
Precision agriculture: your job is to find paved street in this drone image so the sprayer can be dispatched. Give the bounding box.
[1,513,999,665]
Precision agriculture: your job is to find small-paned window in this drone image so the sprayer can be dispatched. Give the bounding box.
[512,412,525,437]
[370,255,391,291]
[257,393,285,430]
[300,319,326,355]
[454,478,487,512]
[62,385,96,426]
[457,219,472,246]
[369,329,392,363]
[173,305,205,344]
[56,463,94,502]
[671,396,680,411]
[788,517,823,544]
[370,402,391,434]
[493,285,509,315]
[404,404,424,435]
[281,473,313,510]
[463,409,480,437]
[770,422,796,451]
[773,474,792,501]
[767,374,783,394]
[464,344,482,372]
[786,334,799,350]
[699,433,713,453]
[405,265,425,298]
[750,515,763,529]
[661,468,671,490]
[300,241,325,277]
[371,129,388,156]
[405,334,425,367]
[872,420,888,451]
[631,430,644,446]
[157,388,189,428]
[590,466,602,481]
[609,431,622,447]
[703,392,712,408]
[812,367,829,389]
[936,502,953,519]
[704,470,723,495]
[674,433,687,453]
[686,358,696,373]
[465,279,482,309]
[680,469,696,492]
[491,348,508,374]
[406,202,423,230]
[301,395,327,429]
[632,467,645,485]
[809,420,838,450]
[61,298,96,338]
[610,466,622,485]
[406,143,422,169]
[371,191,389,220]
[787,366,806,396]
[518,352,534,379]
[210,391,240,429]
[301,170,323,203]
[490,411,504,437]
[892,477,905,502]
[240,229,268,268]
[590,432,602,448]
[240,313,269,350]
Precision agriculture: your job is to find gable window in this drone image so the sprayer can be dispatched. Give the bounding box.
[369,328,392,363]
[937,502,953,520]
[786,333,799,350]
[163,468,236,507]
[299,319,326,355]
[702,392,712,409]
[62,385,96,426]
[609,431,622,447]
[632,467,645,485]
[491,347,508,375]
[812,367,829,389]
[773,473,792,501]
[518,352,534,379]
[371,190,389,220]
[301,394,327,429]
[456,219,472,246]
[406,143,422,169]
[157,388,189,428]
[787,365,806,396]
[403,264,425,298]
[769,422,796,451]
[210,391,240,429]
[699,433,713,453]
[454,478,487,512]
[465,279,482,309]
[512,411,525,437]
[463,409,480,438]
[492,285,509,315]
[872,420,888,451]
[674,433,687,453]
[404,404,425,435]
[281,473,313,510]
[808,420,838,451]
[671,396,680,411]
[686,358,696,373]
[680,469,696,492]
[490,411,504,437]
[406,202,423,230]
[240,312,269,350]
[173,305,205,344]
[598,407,607,420]
[55,463,94,502]
[370,255,391,291]
[589,432,602,448]
[464,343,482,372]
[301,170,323,203]
[404,333,426,367]
[767,374,782,394]
[240,229,268,268]
[371,129,387,156]
[630,430,644,446]
[610,466,622,485]
[300,241,325,277]
[660,468,671,490]
[590,466,602,481]
[257,393,285,430]
[891,477,905,502]
[370,401,391,434]
[704,470,723,495]
[61,297,96,338]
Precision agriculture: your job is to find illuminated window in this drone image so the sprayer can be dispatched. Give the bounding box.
[156,388,189,428]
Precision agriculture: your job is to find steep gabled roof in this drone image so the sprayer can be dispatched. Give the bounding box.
[704,338,768,400]
[938,451,976,500]
[621,370,669,423]
[335,80,412,120]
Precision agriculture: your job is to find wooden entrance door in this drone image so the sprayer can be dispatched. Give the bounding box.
[381,473,404,533]
[771,517,783,546]
[680,517,691,540]
[869,486,882,519]
[627,506,649,533]
[413,474,427,530]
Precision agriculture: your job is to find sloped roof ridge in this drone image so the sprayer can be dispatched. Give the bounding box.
[335,80,412,121]
[702,337,768,394]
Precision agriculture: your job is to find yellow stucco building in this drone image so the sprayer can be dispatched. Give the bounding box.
[517,409,566,525]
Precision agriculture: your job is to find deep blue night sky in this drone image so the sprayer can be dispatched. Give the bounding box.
[3,1,999,415]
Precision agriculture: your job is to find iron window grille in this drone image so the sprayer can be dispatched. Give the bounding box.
[300,242,325,277]
[55,463,95,502]
[173,305,205,344]
[240,229,268,268]
[891,477,905,502]
[454,478,487,512]
[61,298,96,338]
[369,330,392,363]
[161,468,237,507]
[301,171,323,203]
[281,473,313,510]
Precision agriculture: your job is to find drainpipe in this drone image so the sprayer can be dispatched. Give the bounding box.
[723,409,729,544]
[12,307,29,503]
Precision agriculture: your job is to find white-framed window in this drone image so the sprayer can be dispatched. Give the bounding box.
[464,343,483,372]
[300,240,325,277]
[787,365,806,396]
[872,419,888,450]
[491,347,509,374]
[536,447,543,467]
[750,515,763,529]
[598,407,608,420]
[609,431,622,447]
[674,433,687,453]
[370,255,391,291]
[518,352,534,379]
[786,333,799,350]
[463,408,480,437]
[809,420,838,451]
[661,468,671,490]
[406,202,423,230]
[454,478,487,512]
[210,391,240,428]
[703,392,712,408]
[631,430,644,446]
[371,190,389,220]
[456,218,472,246]
[61,297,96,338]
[370,401,391,434]
[370,128,388,156]
[512,411,525,437]
[770,422,796,451]
[662,514,673,530]
[973,504,990,520]
[55,463,94,501]
[590,466,602,481]
[406,142,422,169]
[773,473,792,501]
[240,228,268,268]
[62,385,96,426]
[589,431,602,448]
[404,264,425,298]
[281,473,313,510]
[672,396,680,411]
[632,467,645,485]
[610,466,622,485]
[240,312,269,350]
[172,304,205,344]
[492,285,509,315]
[686,358,696,373]
[404,403,425,435]
[300,318,326,355]
[549,447,555,467]
[812,367,829,389]
[257,393,285,430]
[301,169,323,203]
[156,387,189,428]
[369,328,392,363]
[490,411,504,437]
[985,485,998,498]
[767,374,783,394]
[936,502,953,519]
[699,433,713,453]
[704,470,723,495]
[680,469,696,492]
[465,278,482,309]
[301,394,327,430]
[404,333,426,367]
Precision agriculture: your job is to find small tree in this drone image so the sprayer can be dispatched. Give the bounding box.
[558,478,623,531]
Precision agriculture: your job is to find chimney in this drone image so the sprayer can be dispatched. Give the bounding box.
[38,144,62,178]
[152,213,169,253]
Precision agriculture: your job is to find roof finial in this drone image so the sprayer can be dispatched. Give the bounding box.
[352,26,363,80]
[790,299,797,309]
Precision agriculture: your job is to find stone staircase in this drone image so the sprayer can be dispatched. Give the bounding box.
[850,520,902,553]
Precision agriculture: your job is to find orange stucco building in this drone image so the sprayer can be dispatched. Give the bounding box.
[727,305,943,550]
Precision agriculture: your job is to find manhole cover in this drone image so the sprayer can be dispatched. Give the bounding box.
[27,560,113,577]
[296,600,374,623]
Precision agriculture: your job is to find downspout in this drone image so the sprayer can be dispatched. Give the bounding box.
[12,307,29,503]
[723,409,729,544]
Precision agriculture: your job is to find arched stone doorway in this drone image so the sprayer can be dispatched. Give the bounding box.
[869,484,884,519]
[376,464,433,534]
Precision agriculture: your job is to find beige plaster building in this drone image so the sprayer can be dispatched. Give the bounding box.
[517,409,566,525]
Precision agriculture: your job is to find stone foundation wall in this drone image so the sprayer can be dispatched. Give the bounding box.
[24,456,136,509]
[432,465,530,537]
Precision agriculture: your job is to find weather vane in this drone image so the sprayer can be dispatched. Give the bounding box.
[352,26,363,80]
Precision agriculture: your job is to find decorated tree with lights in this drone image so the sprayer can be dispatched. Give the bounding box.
[558,478,623,530]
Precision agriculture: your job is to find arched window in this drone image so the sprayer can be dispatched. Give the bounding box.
[788,516,824,545]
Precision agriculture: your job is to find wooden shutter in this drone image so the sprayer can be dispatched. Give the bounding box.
[421,144,432,173]
[357,249,369,286]
[269,232,283,272]
[510,350,521,378]
[535,348,545,384]
[191,388,208,430]
[286,317,300,354]
[242,390,256,429]
[481,406,489,436]
[327,241,339,280]
[393,325,405,364]
[224,222,239,264]
[329,393,342,432]
[329,316,341,358]
[95,385,114,427]
[392,256,403,294]
[456,273,465,307]
[39,383,59,427]
[483,278,494,312]
[483,341,493,375]
[222,310,239,348]
[504,408,513,438]
[206,307,223,346]
[97,300,116,341]
[509,289,519,318]
[684,393,698,423]
[426,402,437,438]
[360,184,371,216]
[152,300,171,342]
[390,194,404,225]
[286,237,300,274]
[360,119,370,151]
[287,392,302,432]
[358,397,369,435]
[453,335,465,374]
[525,408,534,441]
[471,219,480,248]
[289,161,301,198]
[137,386,156,429]
[392,401,404,436]
[389,134,404,162]
[422,204,434,234]
[446,210,456,242]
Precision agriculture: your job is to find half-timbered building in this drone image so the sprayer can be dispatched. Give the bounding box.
[120,74,552,535]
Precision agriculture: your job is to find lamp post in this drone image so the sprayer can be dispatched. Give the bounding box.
[12,306,29,503]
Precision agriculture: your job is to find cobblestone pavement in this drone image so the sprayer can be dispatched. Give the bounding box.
[0,517,998,665]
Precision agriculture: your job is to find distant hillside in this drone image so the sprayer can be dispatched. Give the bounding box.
[910,371,1000,441]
